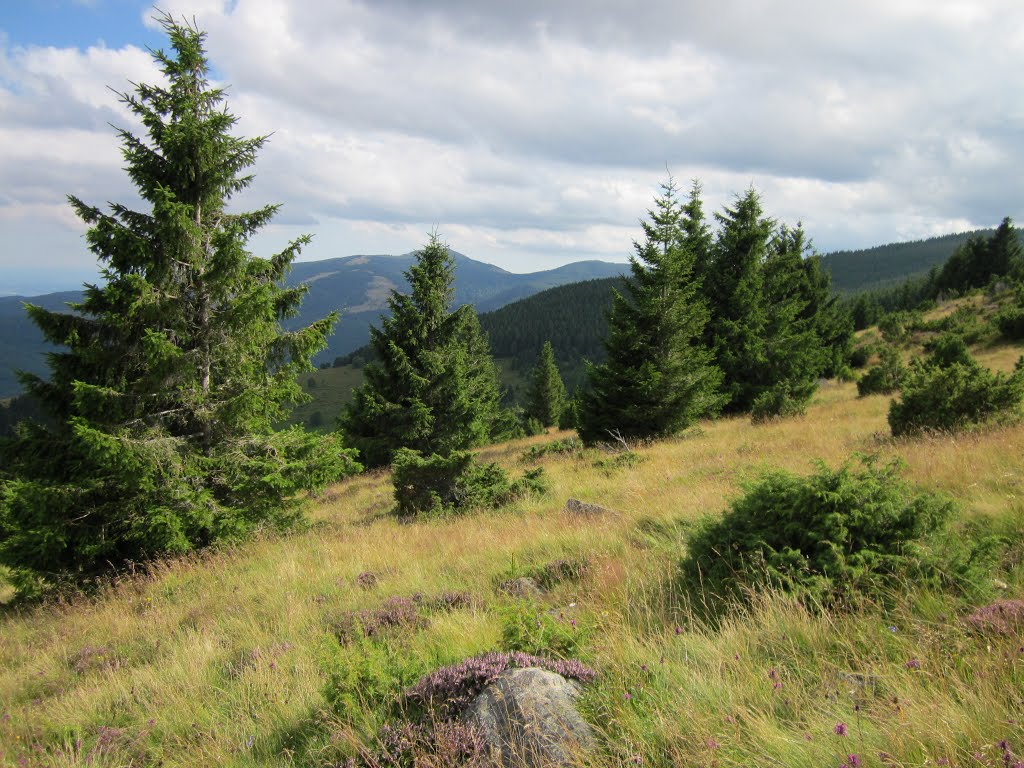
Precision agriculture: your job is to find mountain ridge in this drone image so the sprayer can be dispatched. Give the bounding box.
[0,253,626,398]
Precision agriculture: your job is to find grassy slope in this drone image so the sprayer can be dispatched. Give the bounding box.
[2,302,1024,766]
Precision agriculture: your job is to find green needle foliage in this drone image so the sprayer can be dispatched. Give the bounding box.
[340,233,502,468]
[856,345,906,397]
[524,340,567,428]
[888,342,1024,437]
[680,457,955,614]
[705,189,773,412]
[0,15,359,598]
[703,191,849,417]
[579,179,723,444]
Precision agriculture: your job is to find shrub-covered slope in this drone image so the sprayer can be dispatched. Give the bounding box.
[1,303,1023,767]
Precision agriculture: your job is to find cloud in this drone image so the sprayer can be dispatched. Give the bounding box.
[2,0,1023,291]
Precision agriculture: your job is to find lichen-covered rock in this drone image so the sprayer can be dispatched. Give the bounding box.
[465,667,595,767]
[563,498,610,516]
[498,576,544,600]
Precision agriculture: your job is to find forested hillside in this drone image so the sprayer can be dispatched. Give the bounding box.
[820,228,1018,293]
[481,277,623,392]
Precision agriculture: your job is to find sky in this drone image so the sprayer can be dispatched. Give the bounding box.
[1,0,1022,294]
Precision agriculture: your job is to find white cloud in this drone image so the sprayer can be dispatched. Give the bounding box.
[2,0,1023,291]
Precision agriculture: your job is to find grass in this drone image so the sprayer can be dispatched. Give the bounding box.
[2,297,1024,766]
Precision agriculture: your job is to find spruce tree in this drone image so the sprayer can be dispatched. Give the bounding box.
[0,15,357,597]
[524,341,567,428]
[706,189,774,412]
[578,179,722,445]
[755,224,827,415]
[341,233,502,467]
[682,180,715,293]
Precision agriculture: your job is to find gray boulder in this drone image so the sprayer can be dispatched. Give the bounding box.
[497,576,544,600]
[465,667,595,767]
[563,498,610,516]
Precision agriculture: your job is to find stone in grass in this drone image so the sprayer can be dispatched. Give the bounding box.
[563,498,611,516]
[497,576,544,600]
[465,667,595,768]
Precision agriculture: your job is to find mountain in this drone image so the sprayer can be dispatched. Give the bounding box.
[0,253,625,398]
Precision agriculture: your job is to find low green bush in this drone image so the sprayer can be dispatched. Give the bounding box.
[391,449,546,516]
[849,345,871,369]
[679,457,955,611]
[323,636,428,733]
[918,305,994,345]
[856,346,905,396]
[921,333,973,367]
[520,437,583,463]
[996,299,1024,341]
[888,351,1024,437]
[750,382,808,424]
[878,310,920,344]
[498,600,588,658]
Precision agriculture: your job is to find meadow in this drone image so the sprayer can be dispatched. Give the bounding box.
[1,305,1023,767]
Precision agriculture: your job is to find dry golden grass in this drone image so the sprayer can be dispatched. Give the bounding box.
[2,327,1023,766]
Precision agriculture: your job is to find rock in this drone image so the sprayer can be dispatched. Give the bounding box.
[564,498,610,516]
[497,576,544,600]
[465,667,595,768]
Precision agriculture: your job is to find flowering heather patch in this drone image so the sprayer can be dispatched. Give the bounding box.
[407,651,597,720]
[334,596,427,643]
[965,600,1024,635]
[69,645,122,675]
[355,571,379,590]
[333,592,478,643]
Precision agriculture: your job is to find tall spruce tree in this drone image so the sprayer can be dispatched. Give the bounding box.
[341,233,502,467]
[706,189,774,412]
[756,224,828,413]
[682,180,714,293]
[524,341,567,428]
[578,179,722,444]
[0,15,357,597]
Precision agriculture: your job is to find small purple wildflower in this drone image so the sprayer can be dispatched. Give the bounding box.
[675,626,683,635]
[624,692,632,701]
[847,755,862,768]
[773,681,783,690]
[905,658,921,669]
[888,625,897,633]
[834,722,848,736]
[706,737,719,750]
